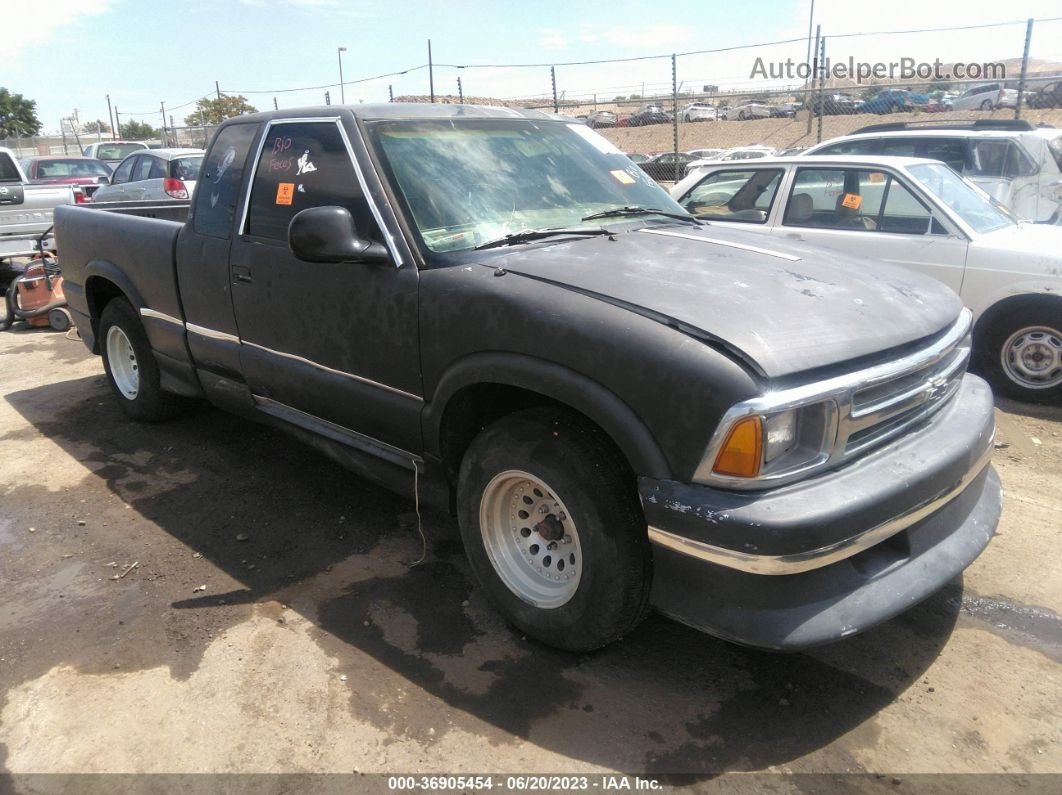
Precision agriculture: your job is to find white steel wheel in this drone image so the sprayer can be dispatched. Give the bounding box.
[479,470,582,608]
[1001,325,1062,390]
[106,325,140,399]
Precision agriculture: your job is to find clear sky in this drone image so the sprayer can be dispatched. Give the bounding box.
[7,0,1062,134]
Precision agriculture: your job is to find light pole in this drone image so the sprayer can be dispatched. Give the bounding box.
[337,47,347,105]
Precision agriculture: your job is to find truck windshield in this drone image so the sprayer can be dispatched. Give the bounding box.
[368,118,687,253]
[907,162,1014,234]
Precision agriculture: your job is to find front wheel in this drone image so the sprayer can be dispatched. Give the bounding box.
[99,297,185,421]
[457,408,652,651]
[980,99,994,111]
[979,305,1062,403]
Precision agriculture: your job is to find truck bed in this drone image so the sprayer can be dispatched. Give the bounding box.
[55,203,191,352]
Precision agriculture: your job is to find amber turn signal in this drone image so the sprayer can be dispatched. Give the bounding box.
[713,416,764,478]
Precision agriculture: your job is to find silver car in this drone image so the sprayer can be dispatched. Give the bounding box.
[950,83,1019,111]
[92,148,203,203]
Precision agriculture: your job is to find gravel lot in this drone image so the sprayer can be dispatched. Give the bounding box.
[0,324,1060,791]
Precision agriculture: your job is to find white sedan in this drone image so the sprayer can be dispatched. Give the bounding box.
[671,155,1062,402]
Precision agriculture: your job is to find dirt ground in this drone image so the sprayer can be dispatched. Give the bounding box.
[0,326,1060,793]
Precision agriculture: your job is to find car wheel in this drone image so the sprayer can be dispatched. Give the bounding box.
[978,303,1062,403]
[99,297,186,421]
[738,111,747,121]
[457,407,652,651]
[980,99,994,111]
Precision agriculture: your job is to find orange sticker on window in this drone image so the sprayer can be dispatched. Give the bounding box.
[275,182,295,206]
[868,172,886,184]
[841,193,862,210]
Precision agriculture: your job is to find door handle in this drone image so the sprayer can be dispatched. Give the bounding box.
[786,232,803,241]
[232,265,252,284]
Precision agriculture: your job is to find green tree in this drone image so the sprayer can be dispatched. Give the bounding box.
[184,95,257,125]
[120,120,158,140]
[0,87,42,138]
[83,120,111,134]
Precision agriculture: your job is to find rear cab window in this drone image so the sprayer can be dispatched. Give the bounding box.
[678,169,783,224]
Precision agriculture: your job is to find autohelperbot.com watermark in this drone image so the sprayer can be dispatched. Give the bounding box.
[750,56,1006,83]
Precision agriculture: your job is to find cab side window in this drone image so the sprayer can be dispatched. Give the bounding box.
[193,123,259,240]
[245,121,378,244]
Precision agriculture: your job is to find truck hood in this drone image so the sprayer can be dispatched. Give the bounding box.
[489,224,962,379]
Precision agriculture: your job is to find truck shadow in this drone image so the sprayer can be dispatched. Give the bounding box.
[3,375,961,776]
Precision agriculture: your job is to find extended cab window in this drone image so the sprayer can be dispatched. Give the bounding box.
[193,123,257,240]
[245,121,377,243]
[678,169,782,223]
[785,167,942,234]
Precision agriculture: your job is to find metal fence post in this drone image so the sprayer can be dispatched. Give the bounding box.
[807,25,820,137]
[816,34,826,144]
[672,53,680,181]
[1016,18,1033,120]
[551,66,559,113]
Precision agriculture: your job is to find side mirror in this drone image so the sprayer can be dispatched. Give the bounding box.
[98,176,110,184]
[288,206,390,264]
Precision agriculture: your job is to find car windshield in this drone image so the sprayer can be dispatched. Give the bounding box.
[368,118,686,254]
[35,159,112,178]
[907,162,1014,234]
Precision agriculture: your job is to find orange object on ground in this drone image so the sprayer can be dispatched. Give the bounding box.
[12,260,66,328]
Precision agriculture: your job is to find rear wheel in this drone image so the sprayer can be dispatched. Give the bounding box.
[979,304,1062,403]
[457,408,652,651]
[99,298,184,421]
[980,99,994,111]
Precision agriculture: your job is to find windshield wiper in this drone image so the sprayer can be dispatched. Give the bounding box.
[581,206,701,225]
[473,227,613,251]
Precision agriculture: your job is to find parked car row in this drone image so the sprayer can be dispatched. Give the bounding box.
[671,152,1062,401]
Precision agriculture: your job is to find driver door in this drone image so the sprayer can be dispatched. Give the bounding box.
[228,118,423,452]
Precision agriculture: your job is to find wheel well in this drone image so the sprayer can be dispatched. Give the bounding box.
[437,383,635,484]
[85,277,127,352]
[974,293,1062,341]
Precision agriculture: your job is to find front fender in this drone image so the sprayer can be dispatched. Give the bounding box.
[423,352,672,480]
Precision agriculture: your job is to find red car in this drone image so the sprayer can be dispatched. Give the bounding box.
[19,156,113,199]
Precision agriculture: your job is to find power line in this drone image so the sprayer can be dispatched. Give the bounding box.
[228,65,430,95]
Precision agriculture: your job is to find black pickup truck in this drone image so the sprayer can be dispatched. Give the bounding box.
[54,104,1001,652]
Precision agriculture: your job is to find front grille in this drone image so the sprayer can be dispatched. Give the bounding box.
[841,325,970,459]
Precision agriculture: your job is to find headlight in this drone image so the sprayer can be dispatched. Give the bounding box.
[695,400,839,485]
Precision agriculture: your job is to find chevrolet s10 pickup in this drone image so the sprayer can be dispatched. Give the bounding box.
[54,104,1001,651]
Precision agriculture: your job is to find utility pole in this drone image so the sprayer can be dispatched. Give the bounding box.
[428,39,435,103]
[106,93,115,140]
[114,107,122,139]
[160,101,167,145]
[337,47,347,104]
[388,84,394,103]
[551,66,558,113]
[457,76,463,104]
[274,97,279,110]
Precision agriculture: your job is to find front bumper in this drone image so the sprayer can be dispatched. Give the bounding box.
[640,374,1001,650]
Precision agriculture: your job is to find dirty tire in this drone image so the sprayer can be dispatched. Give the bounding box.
[99,297,184,421]
[978,302,1062,403]
[457,407,652,652]
[980,99,994,111]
